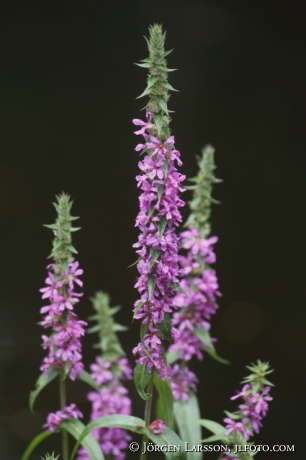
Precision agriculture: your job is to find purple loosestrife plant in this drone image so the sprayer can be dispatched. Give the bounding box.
[77,292,133,460]
[132,25,186,380]
[24,195,104,460]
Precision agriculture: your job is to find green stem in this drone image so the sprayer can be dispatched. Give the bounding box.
[60,372,69,460]
[140,377,154,460]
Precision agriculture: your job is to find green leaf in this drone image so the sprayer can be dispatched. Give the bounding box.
[133,301,145,320]
[157,65,178,72]
[61,419,104,460]
[136,86,152,99]
[145,426,187,460]
[156,183,164,201]
[194,328,230,364]
[149,248,161,270]
[196,419,225,435]
[154,112,163,135]
[174,392,202,460]
[76,370,99,392]
[127,257,141,268]
[70,415,145,460]
[134,362,152,400]
[21,431,53,460]
[157,216,167,238]
[161,81,179,92]
[135,62,151,68]
[148,274,156,300]
[29,368,60,414]
[170,281,188,296]
[156,313,172,342]
[201,433,228,443]
[224,410,241,420]
[166,349,179,365]
[157,96,169,115]
[153,372,173,427]
[140,322,149,341]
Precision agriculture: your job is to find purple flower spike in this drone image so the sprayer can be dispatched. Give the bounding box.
[132,111,185,379]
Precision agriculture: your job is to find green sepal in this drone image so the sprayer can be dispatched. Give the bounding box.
[148,274,156,300]
[61,419,104,460]
[153,371,174,427]
[76,370,99,392]
[194,328,230,364]
[149,247,161,270]
[156,313,172,342]
[134,362,152,400]
[157,216,167,238]
[70,415,145,460]
[145,426,187,460]
[21,431,53,460]
[174,392,202,460]
[29,367,60,414]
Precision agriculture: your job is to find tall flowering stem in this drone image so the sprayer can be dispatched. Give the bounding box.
[168,146,222,401]
[132,24,185,381]
[77,292,132,460]
[39,194,86,460]
[222,361,273,460]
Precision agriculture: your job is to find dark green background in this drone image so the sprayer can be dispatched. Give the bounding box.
[0,0,304,458]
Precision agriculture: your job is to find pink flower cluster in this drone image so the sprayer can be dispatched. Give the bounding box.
[224,384,273,441]
[43,403,83,432]
[132,111,185,379]
[169,228,221,361]
[77,357,132,460]
[169,364,198,402]
[40,260,87,380]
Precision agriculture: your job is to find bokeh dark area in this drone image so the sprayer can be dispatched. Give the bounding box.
[0,0,305,458]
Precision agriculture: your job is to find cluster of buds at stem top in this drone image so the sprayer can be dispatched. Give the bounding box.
[41,454,60,460]
[222,361,273,460]
[77,292,132,460]
[132,24,186,380]
[39,193,86,381]
[168,147,222,397]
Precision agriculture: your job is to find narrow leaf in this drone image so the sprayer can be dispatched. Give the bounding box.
[127,257,141,268]
[196,419,225,435]
[29,368,60,414]
[194,328,229,364]
[133,301,145,320]
[153,372,174,427]
[77,370,99,392]
[157,216,167,238]
[61,419,104,460]
[166,349,179,365]
[145,426,187,460]
[21,431,53,460]
[70,415,145,460]
[174,392,202,460]
[157,96,169,115]
[161,81,179,92]
[135,62,151,68]
[156,313,172,342]
[134,362,152,400]
[154,112,163,135]
[148,274,156,300]
[149,248,161,270]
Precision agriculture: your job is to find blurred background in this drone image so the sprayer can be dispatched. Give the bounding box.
[0,0,305,458]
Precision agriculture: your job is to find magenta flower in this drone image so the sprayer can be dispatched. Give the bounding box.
[169,364,198,402]
[43,403,83,432]
[40,260,87,381]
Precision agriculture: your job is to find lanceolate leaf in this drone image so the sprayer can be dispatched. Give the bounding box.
[157,216,167,238]
[21,431,53,460]
[153,371,174,427]
[174,392,202,460]
[148,274,156,300]
[61,419,104,460]
[197,418,226,435]
[134,362,152,400]
[166,349,179,365]
[156,313,172,342]
[76,370,99,392]
[70,415,145,460]
[145,426,187,460]
[29,367,60,413]
[194,328,230,364]
[149,247,161,270]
